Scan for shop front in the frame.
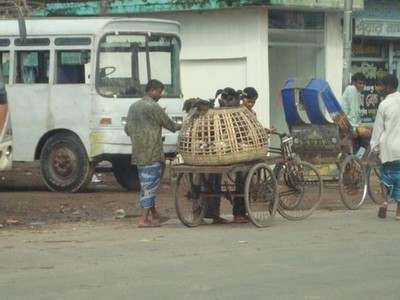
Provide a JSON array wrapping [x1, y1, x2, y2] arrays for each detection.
[[353, 5, 400, 126]]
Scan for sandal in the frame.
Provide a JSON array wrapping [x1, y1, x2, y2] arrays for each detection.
[[378, 206, 387, 219], [199, 219, 208, 225], [138, 222, 161, 228], [152, 216, 170, 225], [233, 214, 248, 223], [212, 216, 229, 224]]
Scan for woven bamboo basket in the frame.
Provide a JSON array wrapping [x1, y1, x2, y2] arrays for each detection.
[[178, 106, 268, 166]]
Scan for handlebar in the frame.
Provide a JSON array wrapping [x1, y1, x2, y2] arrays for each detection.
[[269, 131, 290, 139], [269, 131, 293, 144], [268, 131, 293, 155]]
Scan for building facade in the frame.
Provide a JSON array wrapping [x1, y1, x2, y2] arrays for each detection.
[[352, 0, 400, 125], [29, 1, 365, 135]]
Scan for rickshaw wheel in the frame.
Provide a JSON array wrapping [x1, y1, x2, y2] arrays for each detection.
[[277, 161, 323, 221], [175, 173, 206, 227], [339, 155, 367, 209], [367, 165, 383, 205], [244, 163, 278, 228]]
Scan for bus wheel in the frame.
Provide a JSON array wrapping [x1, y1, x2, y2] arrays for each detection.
[[40, 132, 94, 192], [112, 156, 141, 191]]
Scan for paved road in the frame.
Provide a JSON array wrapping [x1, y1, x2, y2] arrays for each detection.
[[1, 203, 399, 300]]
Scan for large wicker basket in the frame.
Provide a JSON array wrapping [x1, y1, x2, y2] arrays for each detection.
[[178, 106, 268, 166]]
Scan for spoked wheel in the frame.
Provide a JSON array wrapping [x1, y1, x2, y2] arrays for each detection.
[[339, 155, 367, 209], [175, 173, 206, 227], [277, 161, 323, 220], [244, 163, 278, 228], [367, 165, 383, 205]]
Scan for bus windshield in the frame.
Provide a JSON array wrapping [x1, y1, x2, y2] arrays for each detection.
[[97, 32, 181, 98]]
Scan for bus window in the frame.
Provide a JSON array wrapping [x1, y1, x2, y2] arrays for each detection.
[[97, 33, 181, 98], [56, 50, 90, 84], [16, 51, 49, 83]]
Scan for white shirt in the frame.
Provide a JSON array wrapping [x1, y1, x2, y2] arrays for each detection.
[[370, 91, 400, 163], [340, 85, 363, 127]]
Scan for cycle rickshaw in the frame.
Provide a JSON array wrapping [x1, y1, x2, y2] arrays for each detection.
[[173, 106, 323, 228], [281, 78, 380, 209]]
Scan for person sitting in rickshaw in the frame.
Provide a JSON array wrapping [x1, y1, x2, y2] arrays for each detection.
[[340, 72, 372, 162]]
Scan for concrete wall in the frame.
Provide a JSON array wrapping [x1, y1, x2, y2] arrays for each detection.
[[140, 7, 344, 129], [144, 8, 271, 127], [325, 12, 344, 97]]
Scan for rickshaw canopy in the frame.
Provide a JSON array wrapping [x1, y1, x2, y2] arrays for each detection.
[[281, 78, 343, 126]]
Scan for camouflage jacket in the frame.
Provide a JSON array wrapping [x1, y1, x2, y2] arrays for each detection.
[[124, 95, 178, 166]]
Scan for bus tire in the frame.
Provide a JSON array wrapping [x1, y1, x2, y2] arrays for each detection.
[[112, 156, 141, 191], [40, 132, 94, 192]]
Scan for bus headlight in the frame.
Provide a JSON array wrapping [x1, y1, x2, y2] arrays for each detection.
[[5, 146, 12, 158]]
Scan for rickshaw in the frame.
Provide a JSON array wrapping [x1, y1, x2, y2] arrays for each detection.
[[173, 105, 323, 228], [281, 78, 377, 209]]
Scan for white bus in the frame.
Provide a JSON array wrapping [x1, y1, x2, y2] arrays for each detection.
[[0, 17, 184, 192], [0, 66, 13, 171]]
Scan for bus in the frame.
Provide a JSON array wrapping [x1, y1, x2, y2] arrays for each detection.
[[0, 17, 184, 192], [0, 66, 13, 171]]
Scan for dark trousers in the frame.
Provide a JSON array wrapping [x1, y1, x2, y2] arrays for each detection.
[[204, 174, 222, 219], [233, 171, 247, 216]]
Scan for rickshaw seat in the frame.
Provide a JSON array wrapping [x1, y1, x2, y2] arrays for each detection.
[[281, 78, 356, 163]]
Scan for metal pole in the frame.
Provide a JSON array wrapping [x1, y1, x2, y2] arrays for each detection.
[[342, 0, 353, 92]]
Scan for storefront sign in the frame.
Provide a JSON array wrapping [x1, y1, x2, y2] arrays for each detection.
[[270, 0, 363, 9], [352, 43, 380, 57], [351, 61, 388, 124], [355, 19, 400, 37]]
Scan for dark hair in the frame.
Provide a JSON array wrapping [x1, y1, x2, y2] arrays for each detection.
[[145, 79, 164, 92], [382, 74, 399, 90], [351, 72, 366, 83], [215, 89, 223, 98], [242, 87, 258, 99], [222, 87, 236, 97]]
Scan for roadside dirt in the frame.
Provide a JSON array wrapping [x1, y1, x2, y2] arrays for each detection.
[[0, 162, 177, 228], [1, 161, 371, 229]]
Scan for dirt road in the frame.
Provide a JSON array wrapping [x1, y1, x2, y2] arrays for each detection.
[[1, 203, 399, 300], [0, 161, 378, 228], [0, 161, 177, 227], [1, 162, 399, 299]]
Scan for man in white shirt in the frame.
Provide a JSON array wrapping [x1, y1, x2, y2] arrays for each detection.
[[370, 74, 400, 220]]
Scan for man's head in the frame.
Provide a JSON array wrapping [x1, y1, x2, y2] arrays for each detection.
[[382, 74, 399, 94], [242, 87, 258, 110], [351, 73, 366, 92], [145, 79, 164, 101]]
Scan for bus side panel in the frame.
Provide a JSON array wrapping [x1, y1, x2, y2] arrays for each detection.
[[0, 104, 12, 170], [48, 85, 92, 156], [8, 85, 49, 161], [8, 84, 92, 162]]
